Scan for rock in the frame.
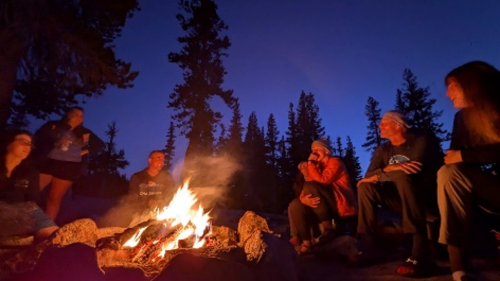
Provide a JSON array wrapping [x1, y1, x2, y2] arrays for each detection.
[[155, 253, 257, 281], [313, 235, 359, 261], [237, 211, 272, 247], [251, 232, 299, 281], [210, 226, 238, 247], [51, 218, 99, 247], [10, 243, 105, 281], [101, 266, 148, 281]]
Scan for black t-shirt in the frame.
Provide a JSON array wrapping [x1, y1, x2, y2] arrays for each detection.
[[128, 168, 175, 207], [0, 160, 39, 204]]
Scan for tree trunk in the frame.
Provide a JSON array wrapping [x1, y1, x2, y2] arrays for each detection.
[[0, 34, 24, 131]]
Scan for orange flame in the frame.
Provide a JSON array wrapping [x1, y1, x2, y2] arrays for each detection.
[[122, 180, 211, 260]]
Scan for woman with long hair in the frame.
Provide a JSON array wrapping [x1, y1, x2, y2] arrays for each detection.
[[34, 106, 103, 221], [438, 61, 500, 281], [0, 129, 58, 239]]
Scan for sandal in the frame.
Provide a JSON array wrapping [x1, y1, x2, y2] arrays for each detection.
[[396, 257, 435, 278], [316, 228, 337, 246], [297, 243, 312, 256]]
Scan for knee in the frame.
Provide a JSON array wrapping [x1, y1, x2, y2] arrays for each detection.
[[437, 164, 462, 183], [288, 198, 303, 213], [437, 164, 465, 191], [302, 181, 322, 195], [357, 182, 375, 198]]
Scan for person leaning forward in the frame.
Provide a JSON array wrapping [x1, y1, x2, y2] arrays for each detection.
[[354, 110, 441, 277], [128, 150, 175, 210]]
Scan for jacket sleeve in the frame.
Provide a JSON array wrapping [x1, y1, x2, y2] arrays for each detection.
[[364, 146, 388, 180], [306, 157, 344, 184]]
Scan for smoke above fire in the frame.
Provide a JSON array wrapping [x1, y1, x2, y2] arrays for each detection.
[[98, 156, 241, 228]]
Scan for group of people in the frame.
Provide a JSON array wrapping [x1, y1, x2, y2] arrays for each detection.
[[0, 106, 176, 240], [287, 61, 500, 281]]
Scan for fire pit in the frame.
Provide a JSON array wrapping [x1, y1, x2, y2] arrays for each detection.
[[0, 183, 298, 281]]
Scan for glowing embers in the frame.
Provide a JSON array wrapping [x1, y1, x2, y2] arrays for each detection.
[[122, 181, 211, 262]]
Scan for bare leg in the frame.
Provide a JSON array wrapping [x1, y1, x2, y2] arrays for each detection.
[[35, 226, 59, 240], [39, 173, 53, 191], [45, 177, 73, 221]]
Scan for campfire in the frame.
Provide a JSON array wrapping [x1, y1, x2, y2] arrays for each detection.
[[96, 181, 214, 267]]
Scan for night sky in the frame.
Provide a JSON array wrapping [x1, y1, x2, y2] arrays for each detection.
[[30, 0, 500, 180]]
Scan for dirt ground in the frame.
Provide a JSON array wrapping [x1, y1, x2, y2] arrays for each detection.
[[43, 194, 500, 281]]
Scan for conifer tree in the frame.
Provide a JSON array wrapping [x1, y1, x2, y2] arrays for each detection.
[[362, 96, 383, 154], [168, 0, 235, 163], [85, 122, 129, 197], [265, 113, 280, 169], [395, 69, 448, 144], [343, 136, 363, 189], [164, 121, 176, 171], [243, 112, 267, 210], [1, 0, 139, 130]]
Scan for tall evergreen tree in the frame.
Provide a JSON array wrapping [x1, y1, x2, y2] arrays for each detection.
[[243, 112, 267, 211], [224, 98, 244, 158], [84, 122, 129, 197], [164, 121, 176, 171], [333, 136, 344, 158], [343, 136, 363, 189], [395, 69, 448, 144], [265, 113, 280, 169], [286, 91, 325, 168], [168, 0, 235, 163], [88, 122, 129, 175], [0, 0, 140, 130], [362, 96, 383, 154]]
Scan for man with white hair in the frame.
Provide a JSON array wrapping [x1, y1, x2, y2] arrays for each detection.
[[355, 110, 440, 277]]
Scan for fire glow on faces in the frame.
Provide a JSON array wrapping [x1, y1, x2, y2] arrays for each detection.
[[8, 134, 33, 160], [446, 78, 469, 109], [379, 118, 402, 139]]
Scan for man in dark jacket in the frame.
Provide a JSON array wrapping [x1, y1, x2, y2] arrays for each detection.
[[355, 111, 441, 277], [128, 150, 175, 210]]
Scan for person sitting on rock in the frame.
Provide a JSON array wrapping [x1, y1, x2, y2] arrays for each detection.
[[355, 111, 440, 277], [128, 150, 176, 210], [0, 129, 58, 240], [437, 61, 500, 281], [288, 139, 357, 255]]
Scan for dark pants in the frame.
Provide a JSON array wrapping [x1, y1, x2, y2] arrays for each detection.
[[288, 181, 339, 240], [437, 163, 500, 247], [357, 173, 428, 239]]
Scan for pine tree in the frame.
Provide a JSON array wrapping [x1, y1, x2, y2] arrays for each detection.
[[395, 69, 448, 144], [333, 136, 344, 158], [84, 122, 129, 197], [225, 98, 244, 158], [286, 91, 325, 168], [343, 136, 363, 190], [164, 121, 176, 171], [243, 112, 267, 211], [168, 0, 235, 163], [362, 96, 383, 154], [0, 0, 139, 130], [265, 113, 280, 169]]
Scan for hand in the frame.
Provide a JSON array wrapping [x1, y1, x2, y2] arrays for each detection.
[[298, 161, 308, 174], [357, 175, 378, 187], [300, 194, 320, 208], [308, 152, 319, 164], [83, 133, 90, 144], [80, 149, 89, 156], [383, 161, 422, 174], [444, 150, 463, 164]]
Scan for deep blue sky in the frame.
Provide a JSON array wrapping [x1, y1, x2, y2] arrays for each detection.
[[39, 0, 500, 179]]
